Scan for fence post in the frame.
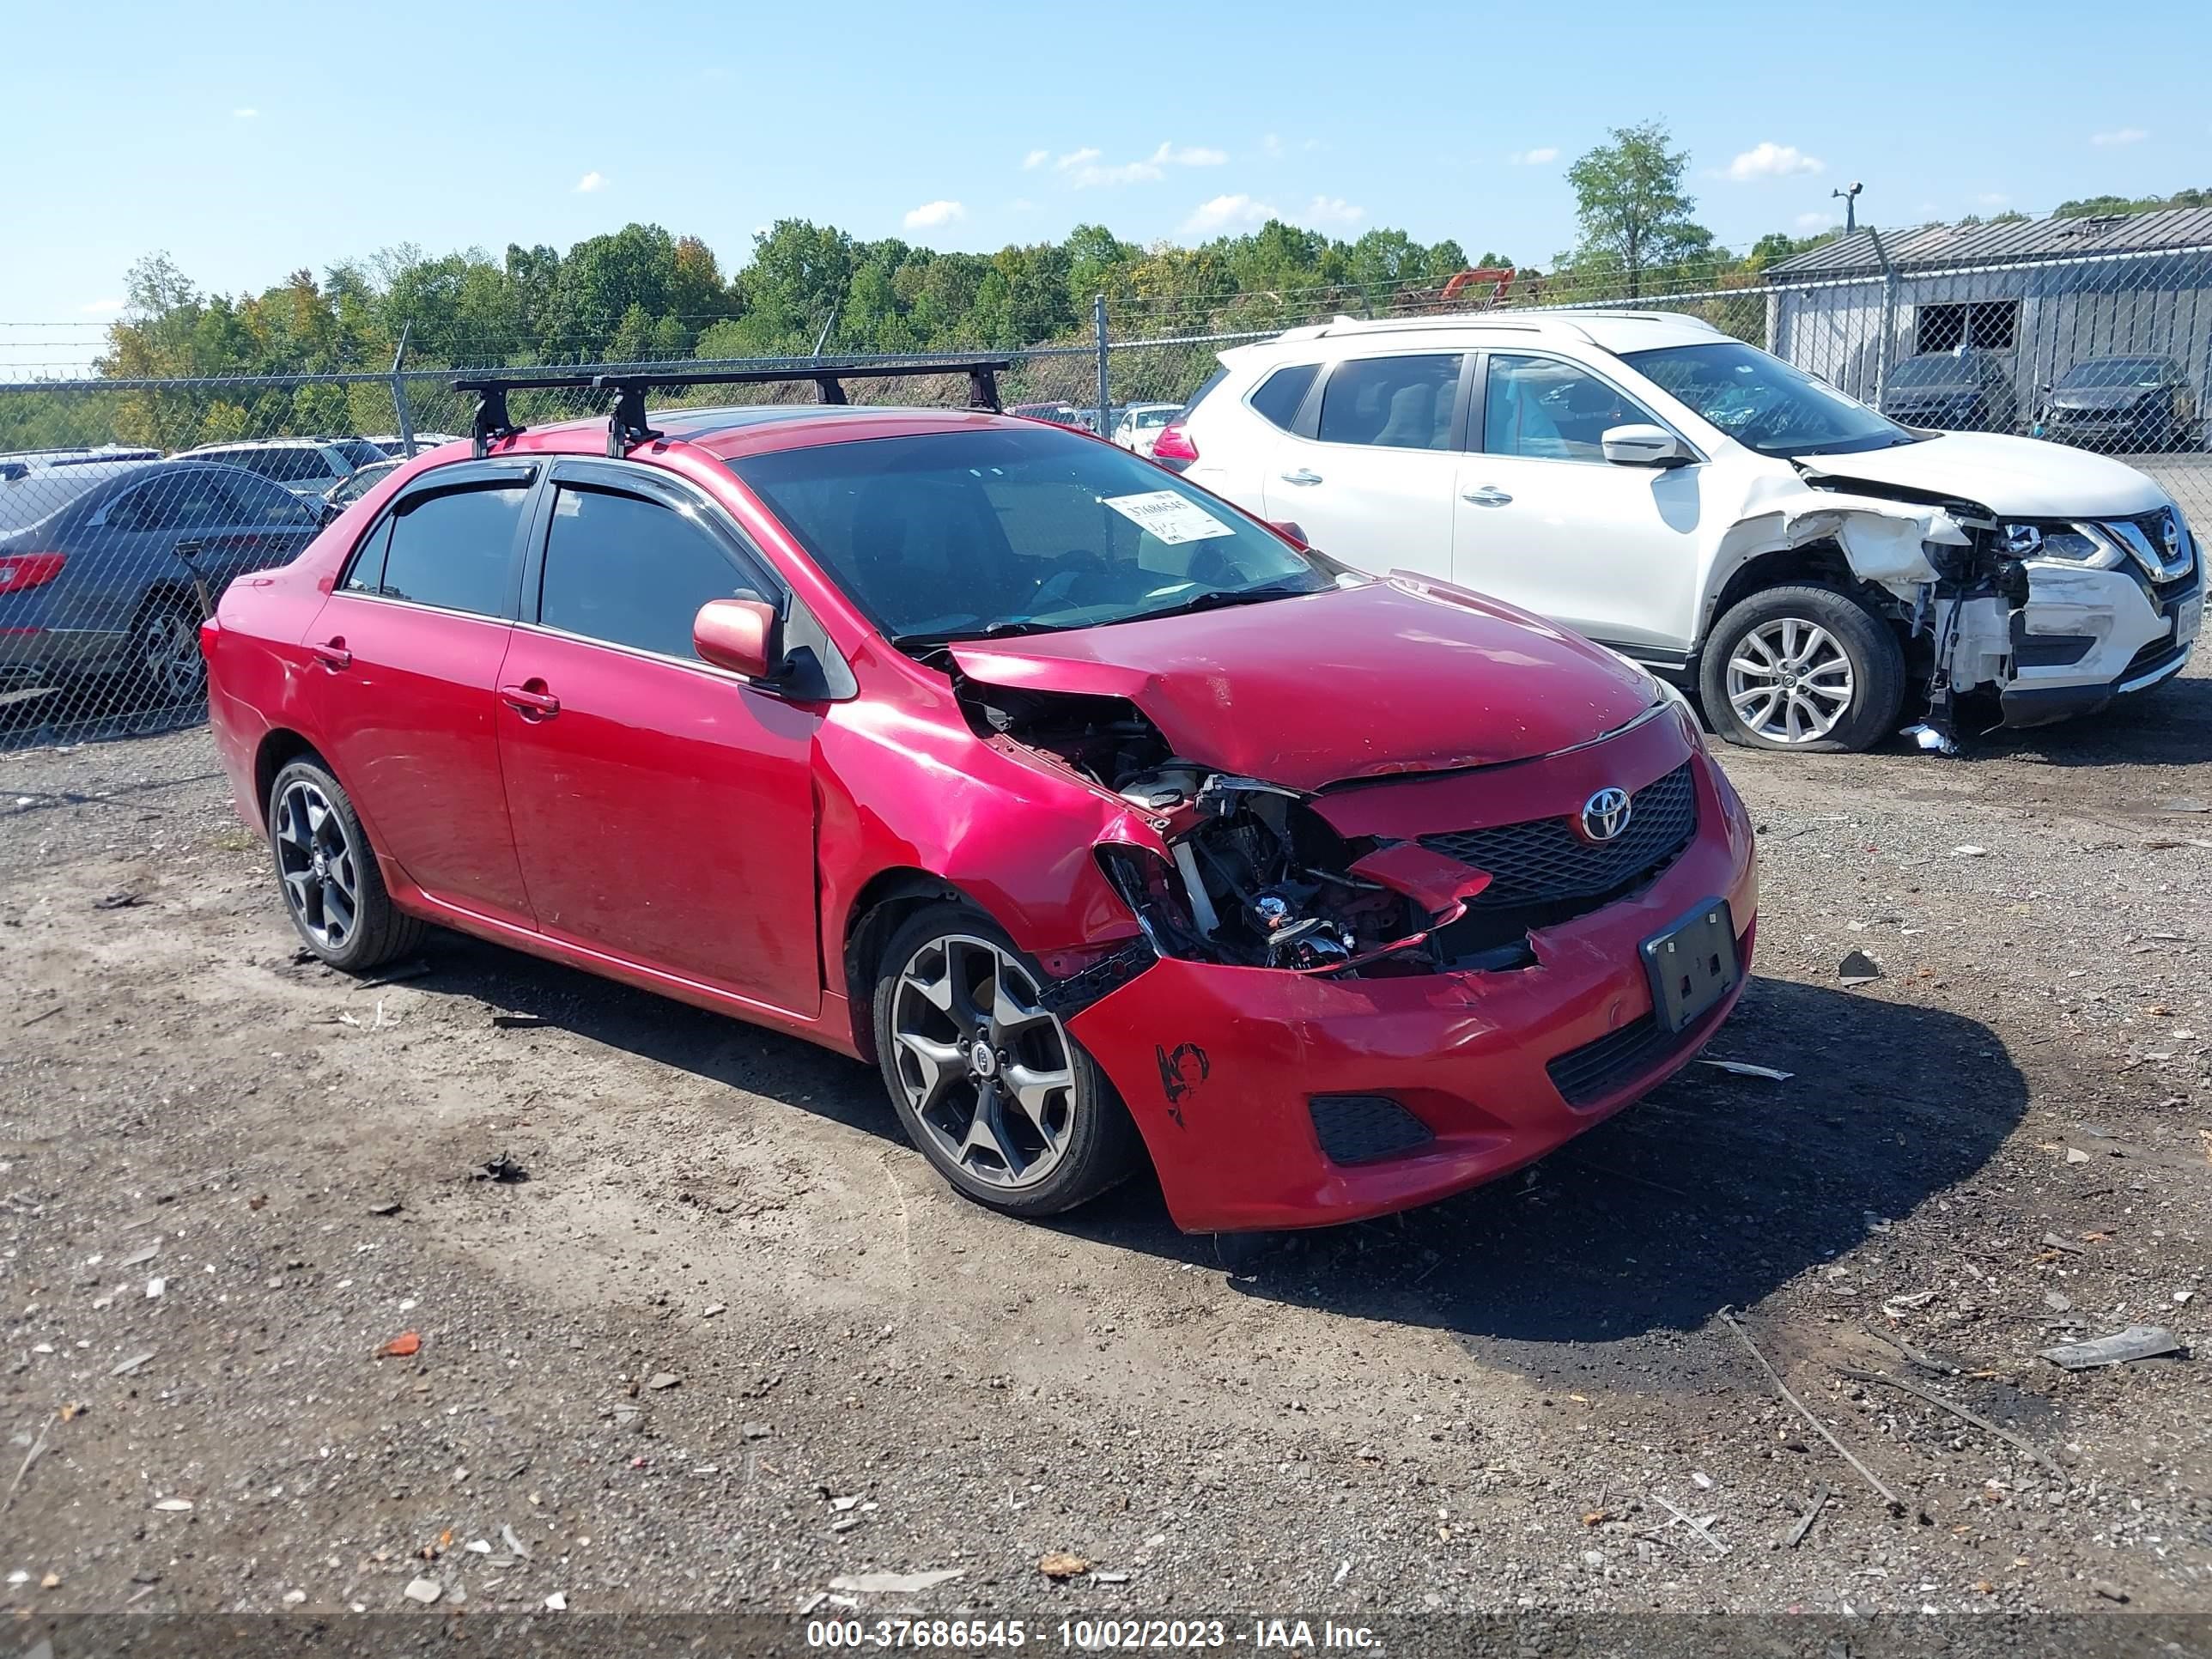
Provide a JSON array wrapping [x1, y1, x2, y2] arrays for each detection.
[[389, 322, 416, 457], [1093, 293, 1110, 440], [1869, 228, 1898, 406]]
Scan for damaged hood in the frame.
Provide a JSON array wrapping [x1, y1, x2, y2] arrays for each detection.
[[950, 577, 1656, 790], [1797, 432, 2167, 520]]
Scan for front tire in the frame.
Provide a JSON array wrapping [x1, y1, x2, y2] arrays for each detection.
[[266, 756, 425, 971], [1698, 583, 1905, 753], [871, 902, 1140, 1218]]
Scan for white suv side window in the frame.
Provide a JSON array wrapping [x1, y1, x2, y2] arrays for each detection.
[[1316, 355, 1463, 451], [1484, 354, 1663, 462]]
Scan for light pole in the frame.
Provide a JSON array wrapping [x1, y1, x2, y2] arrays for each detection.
[[1832, 182, 1864, 234]]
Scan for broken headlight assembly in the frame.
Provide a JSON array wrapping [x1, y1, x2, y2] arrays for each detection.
[[2002, 522, 2127, 570]]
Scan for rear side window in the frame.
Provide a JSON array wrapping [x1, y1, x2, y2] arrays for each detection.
[[1316, 354, 1462, 450], [1248, 363, 1318, 431], [349, 482, 527, 617], [110, 471, 251, 532], [228, 473, 321, 526], [538, 485, 762, 660]]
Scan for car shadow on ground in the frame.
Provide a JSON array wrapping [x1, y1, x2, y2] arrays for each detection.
[[1060, 974, 2029, 1377], [422, 938, 2027, 1373], [1960, 671, 2211, 770]]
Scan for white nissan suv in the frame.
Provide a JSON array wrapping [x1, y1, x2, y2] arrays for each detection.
[[1160, 312, 2201, 752]]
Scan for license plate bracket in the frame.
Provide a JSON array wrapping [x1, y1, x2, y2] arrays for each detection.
[[1641, 898, 1739, 1035]]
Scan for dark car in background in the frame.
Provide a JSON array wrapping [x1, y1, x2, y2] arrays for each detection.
[[179, 437, 392, 503], [320, 457, 403, 517], [0, 459, 323, 703], [2034, 356, 2200, 453], [1879, 349, 2022, 433]]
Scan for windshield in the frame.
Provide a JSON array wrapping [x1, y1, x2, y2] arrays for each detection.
[[2057, 358, 2168, 390], [1622, 341, 1917, 458], [1889, 354, 1984, 388], [730, 425, 1339, 644]]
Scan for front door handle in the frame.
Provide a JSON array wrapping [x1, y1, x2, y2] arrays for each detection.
[[1462, 486, 1513, 507], [310, 638, 351, 670], [1279, 468, 1324, 486], [500, 681, 561, 720]]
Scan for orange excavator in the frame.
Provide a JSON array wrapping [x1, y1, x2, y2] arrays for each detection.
[[1435, 266, 1527, 308]]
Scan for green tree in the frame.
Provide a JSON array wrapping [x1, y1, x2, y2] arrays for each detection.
[[1561, 121, 1715, 298]]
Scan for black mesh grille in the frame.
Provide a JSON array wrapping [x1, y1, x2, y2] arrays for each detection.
[[1309, 1095, 1435, 1165], [1419, 763, 1698, 912], [1544, 1015, 1682, 1109]]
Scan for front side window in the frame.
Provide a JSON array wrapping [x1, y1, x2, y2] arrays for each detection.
[[538, 485, 762, 660], [1622, 340, 1917, 459], [354, 481, 528, 616], [228, 473, 321, 526], [1483, 355, 1666, 462], [730, 424, 1339, 646], [1248, 362, 1319, 432], [1316, 354, 1462, 450]]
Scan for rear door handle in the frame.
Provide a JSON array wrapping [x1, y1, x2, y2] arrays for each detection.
[[310, 638, 351, 670], [500, 682, 561, 720], [1279, 468, 1324, 486], [1462, 486, 1513, 507]]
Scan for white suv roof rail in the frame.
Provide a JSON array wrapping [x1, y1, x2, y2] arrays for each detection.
[[1295, 308, 1725, 343]]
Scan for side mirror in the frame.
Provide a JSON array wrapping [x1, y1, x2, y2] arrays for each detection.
[[1601, 423, 1694, 468], [693, 597, 781, 680]]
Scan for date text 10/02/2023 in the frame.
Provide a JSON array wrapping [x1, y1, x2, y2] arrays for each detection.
[[804, 1618, 1382, 1650]]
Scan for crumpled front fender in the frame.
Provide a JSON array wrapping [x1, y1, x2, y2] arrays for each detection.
[[1715, 471, 1972, 600]]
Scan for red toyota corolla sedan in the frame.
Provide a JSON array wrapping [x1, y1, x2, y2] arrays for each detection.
[[203, 384, 1756, 1234]]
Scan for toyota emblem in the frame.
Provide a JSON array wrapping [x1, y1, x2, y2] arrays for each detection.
[[1579, 787, 1632, 843]]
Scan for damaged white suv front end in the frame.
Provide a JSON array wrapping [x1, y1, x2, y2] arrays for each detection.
[[1780, 433, 2200, 738]]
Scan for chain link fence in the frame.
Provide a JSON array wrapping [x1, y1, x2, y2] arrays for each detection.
[[4, 228, 2208, 749]]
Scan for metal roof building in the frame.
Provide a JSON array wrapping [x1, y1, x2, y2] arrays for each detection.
[[1756, 208, 2212, 447]]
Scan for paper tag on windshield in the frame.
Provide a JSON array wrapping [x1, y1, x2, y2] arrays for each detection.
[[1100, 489, 1237, 544]]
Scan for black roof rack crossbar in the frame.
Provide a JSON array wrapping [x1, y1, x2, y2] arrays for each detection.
[[451, 359, 1012, 457]]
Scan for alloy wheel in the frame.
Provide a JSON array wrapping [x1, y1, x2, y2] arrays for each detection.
[[1724, 617, 1856, 744], [890, 933, 1077, 1190], [274, 780, 360, 951], [138, 605, 206, 702]]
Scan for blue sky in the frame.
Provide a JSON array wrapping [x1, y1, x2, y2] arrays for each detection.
[[4, 0, 2207, 368]]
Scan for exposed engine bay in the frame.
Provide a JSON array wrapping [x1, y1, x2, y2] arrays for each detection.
[[956, 681, 1492, 976]]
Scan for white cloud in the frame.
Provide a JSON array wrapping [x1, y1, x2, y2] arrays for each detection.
[[902, 198, 967, 230], [1794, 211, 1838, 231], [575, 170, 608, 193], [2090, 126, 2148, 146], [1261, 132, 1285, 159], [1183, 193, 1278, 234], [1508, 146, 1559, 166], [78, 297, 125, 314], [1054, 147, 1101, 170], [1152, 141, 1227, 167], [1022, 148, 1050, 169], [232, 106, 258, 118], [1727, 142, 1826, 181], [1297, 194, 1365, 228], [1068, 158, 1164, 188]]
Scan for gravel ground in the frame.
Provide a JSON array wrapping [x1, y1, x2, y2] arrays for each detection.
[[1, 660, 2208, 1626]]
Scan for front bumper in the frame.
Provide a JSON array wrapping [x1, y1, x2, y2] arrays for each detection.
[[1066, 749, 1759, 1233], [1996, 559, 2199, 727]]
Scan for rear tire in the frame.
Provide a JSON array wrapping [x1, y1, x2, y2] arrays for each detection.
[[1698, 583, 1905, 754], [126, 592, 207, 706], [871, 902, 1141, 1218], [266, 756, 425, 972]]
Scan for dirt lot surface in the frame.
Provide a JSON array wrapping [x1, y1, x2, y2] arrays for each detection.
[[3, 663, 2209, 1626]]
